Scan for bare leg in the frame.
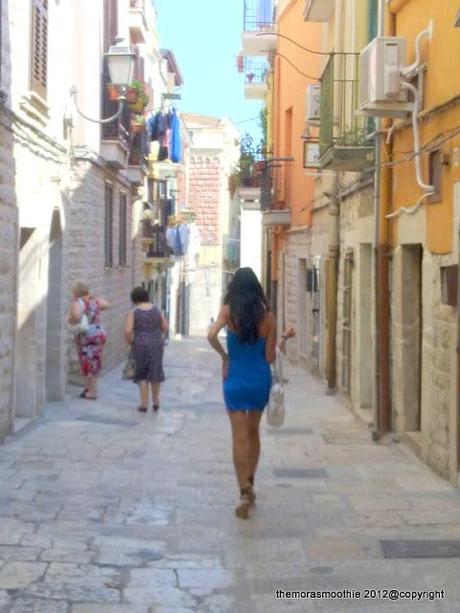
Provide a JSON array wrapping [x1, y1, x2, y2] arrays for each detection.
[[85, 375, 97, 398], [139, 381, 149, 410], [247, 411, 263, 484], [227, 411, 252, 519], [151, 383, 161, 409]]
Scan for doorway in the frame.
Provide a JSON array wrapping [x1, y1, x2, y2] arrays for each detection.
[[45, 210, 64, 401], [359, 244, 373, 409], [401, 244, 423, 432]]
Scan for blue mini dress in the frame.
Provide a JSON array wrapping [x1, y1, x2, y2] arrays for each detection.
[[223, 330, 272, 412]]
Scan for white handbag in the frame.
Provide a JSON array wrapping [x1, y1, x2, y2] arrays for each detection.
[[266, 348, 286, 427], [69, 299, 90, 335]]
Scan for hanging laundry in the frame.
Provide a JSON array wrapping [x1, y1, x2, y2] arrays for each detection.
[[170, 109, 182, 163]]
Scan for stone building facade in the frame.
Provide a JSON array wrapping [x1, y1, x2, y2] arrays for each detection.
[[0, 0, 173, 432], [66, 158, 141, 382], [0, 0, 17, 439]]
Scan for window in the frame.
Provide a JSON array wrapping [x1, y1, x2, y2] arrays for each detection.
[[30, 0, 48, 99], [103, 0, 118, 52], [119, 193, 128, 267], [104, 183, 113, 267], [368, 0, 378, 41], [428, 149, 442, 202]]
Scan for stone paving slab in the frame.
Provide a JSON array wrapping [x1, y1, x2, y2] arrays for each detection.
[[0, 339, 458, 611]]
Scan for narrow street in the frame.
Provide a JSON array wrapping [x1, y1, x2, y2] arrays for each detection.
[[0, 339, 456, 612]]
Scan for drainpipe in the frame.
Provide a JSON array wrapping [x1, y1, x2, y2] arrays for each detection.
[[373, 0, 393, 439], [325, 174, 340, 394], [457, 221, 460, 474]]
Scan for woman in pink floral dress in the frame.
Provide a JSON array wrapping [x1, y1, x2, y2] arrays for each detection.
[[68, 281, 109, 400]]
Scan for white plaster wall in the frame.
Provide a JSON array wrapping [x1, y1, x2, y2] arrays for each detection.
[[240, 209, 262, 279]]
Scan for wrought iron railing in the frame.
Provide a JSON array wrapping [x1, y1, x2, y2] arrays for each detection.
[[128, 130, 149, 168], [244, 56, 269, 85], [244, 0, 275, 31], [319, 53, 372, 157], [101, 70, 130, 150], [146, 226, 170, 259]]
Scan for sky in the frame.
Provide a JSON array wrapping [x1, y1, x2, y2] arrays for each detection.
[[154, 0, 263, 144]]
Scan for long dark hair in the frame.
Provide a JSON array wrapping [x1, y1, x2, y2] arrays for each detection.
[[224, 267, 269, 343]]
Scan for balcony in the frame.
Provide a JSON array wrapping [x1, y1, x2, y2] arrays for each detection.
[[243, 57, 269, 100], [262, 209, 292, 226], [143, 225, 175, 270], [101, 72, 130, 168], [318, 54, 375, 171], [259, 162, 292, 226], [303, 0, 335, 21], [127, 131, 149, 186], [240, 175, 262, 202], [242, 0, 277, 56], [129, 0, 149, 44]]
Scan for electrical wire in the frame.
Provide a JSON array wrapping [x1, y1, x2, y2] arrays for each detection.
[[255, 31, 331, 56], [273, 51, 320, 81], [255, 32, 358, 57]]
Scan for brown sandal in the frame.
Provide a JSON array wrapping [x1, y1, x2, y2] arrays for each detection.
[[137, 406, 147, 413], [235, 487, 253, 519]]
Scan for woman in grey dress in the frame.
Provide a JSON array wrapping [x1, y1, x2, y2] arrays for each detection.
[[125, 287, 168, 412]]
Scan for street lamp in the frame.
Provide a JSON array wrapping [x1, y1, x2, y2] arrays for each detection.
[[70, 38, 135, 124]]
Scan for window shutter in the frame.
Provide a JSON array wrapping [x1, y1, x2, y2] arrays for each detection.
[[104, 0, 118, 52], [30, 0, 48, 99], [368, 0, 378, 41], [119, 193, 128, 267], [105, 184, 114, 268]]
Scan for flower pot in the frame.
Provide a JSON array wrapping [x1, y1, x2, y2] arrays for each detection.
[[106, 84, 119, 102], [126, 88, 138, 103]]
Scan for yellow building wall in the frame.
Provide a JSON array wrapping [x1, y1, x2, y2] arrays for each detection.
[[273, 0, 322, 229], [389, 0, 460, 254]]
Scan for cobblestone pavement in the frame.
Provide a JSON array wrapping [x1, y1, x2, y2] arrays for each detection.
[[0, 338, 459, 612]]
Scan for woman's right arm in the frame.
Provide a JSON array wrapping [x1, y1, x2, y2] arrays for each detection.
[[68, 300, 82, 325], [124, 312, 134, 344], [265, 311, 277, 365]]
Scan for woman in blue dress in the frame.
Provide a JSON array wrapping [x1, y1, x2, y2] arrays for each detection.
[[208, 267, 294, 519]]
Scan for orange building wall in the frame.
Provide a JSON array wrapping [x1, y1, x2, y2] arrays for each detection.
[[389, 0, 460, 254], [273, 0, 322, 228]]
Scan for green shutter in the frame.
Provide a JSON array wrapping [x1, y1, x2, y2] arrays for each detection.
[[368, 0, 378, 41]]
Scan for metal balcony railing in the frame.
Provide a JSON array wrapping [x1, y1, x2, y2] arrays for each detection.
[[319, 53, 373, 157], [243, 0, 275, 31], [128, 130, 149, 168], [146, 226, 170, 259], [244, 57, 269, 85], [101, 71, 131, 150]]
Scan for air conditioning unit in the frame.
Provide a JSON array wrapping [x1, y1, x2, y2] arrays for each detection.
[[306, 84, 321, 123], [359, 37, 414, 118]]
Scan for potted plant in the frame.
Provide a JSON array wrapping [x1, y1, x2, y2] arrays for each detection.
[[130, 115, 145, 134], [129, 91, 149, 114], [106, 83, 119, 102], [126, 80, 149, 112]]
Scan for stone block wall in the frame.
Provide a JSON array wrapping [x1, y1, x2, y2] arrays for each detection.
[[0, 0, 16, 438], [188, 156, 221, 246], [0, 120, 17, 438], [67, 161, 143, 381], [336, 184, 374, 416]]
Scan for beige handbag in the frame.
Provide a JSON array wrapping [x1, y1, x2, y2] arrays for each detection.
[[122, 349, 135, 380]]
